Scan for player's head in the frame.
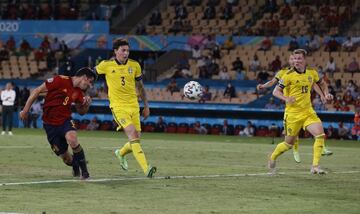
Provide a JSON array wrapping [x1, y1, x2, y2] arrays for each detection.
[[75, 67, 97, 90], [292, 49, 307, 70], [288, 54, 295, 67], [113, 38, 129, 62]]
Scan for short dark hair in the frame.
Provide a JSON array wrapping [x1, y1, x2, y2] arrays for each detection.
[[113, 38, 129, 50], [75, 67, 97, 81]]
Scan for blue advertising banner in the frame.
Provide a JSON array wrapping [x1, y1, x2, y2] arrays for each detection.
[[0, 20, 109, 33]]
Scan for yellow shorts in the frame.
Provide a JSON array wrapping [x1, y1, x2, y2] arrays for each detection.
[[111, 107, 141, 132], [284, 111, 321, 136]]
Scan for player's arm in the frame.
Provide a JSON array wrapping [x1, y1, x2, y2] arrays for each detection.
[[272, 84, 295, 104], [20, 83, 47, 121], [75, 96, 92, 115], [316, 79, 333, 102], [257, 78, 278, 90], [136, 79, 150, 120]]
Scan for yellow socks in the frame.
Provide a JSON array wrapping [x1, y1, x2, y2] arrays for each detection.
[[120, 142, 132, 156], [313, 134, 325, 166], [270, 141, 292, 160], [130, 139, 149, 174], [293, 138, 299, 152]]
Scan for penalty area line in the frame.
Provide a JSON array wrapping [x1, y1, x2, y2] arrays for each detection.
[[1, 170, 360, 187]]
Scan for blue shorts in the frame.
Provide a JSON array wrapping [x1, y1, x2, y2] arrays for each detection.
[[43, 119, 76, 156]]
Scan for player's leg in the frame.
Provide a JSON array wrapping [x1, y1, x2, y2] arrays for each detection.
[[270, 135, 296, 161], [112, 109, 132, 170], [59, 151, 80, 177], [65, 124, 89, 179], [321, 141, 333, 156], [2, 106, 8, 134], [306, 121, 326, 174], [269, 115, 302, 172], [43, 122, 80, 177], [7, 106, 13, 135], [123, 124, 156, 177], [292, 137, 301, 163]]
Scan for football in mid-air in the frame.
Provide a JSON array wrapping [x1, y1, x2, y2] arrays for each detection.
[[183, 81, 203, 100]]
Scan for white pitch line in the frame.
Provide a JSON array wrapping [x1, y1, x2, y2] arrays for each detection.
[[1, 170, 360, 187]]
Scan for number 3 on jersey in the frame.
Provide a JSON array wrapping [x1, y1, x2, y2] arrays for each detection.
[[121, 76, 125, 86]]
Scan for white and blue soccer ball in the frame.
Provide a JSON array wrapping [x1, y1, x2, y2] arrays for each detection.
[[183, 81, 203, 100]]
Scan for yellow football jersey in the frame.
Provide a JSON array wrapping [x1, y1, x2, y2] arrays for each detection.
[[274, 67, 289, 81], [96, 58, 142, 108], [275, 67, 291, 97], [278, 67, 320, 113]]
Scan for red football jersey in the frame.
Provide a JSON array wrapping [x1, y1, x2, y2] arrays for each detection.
[[42, 75, 85, 125]]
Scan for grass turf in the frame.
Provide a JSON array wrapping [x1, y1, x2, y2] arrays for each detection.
[[0, 128, 359, 214]]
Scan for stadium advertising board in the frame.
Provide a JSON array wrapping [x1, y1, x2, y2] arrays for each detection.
[[0, 20, 109, 33]]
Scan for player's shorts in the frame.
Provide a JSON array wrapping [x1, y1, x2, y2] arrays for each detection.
[[43, 119, 76, 156], [283, 111, 321, 137], [111, 106, 141, 132]]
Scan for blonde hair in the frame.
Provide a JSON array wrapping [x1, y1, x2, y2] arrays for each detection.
[[292, 49, 307, 56]]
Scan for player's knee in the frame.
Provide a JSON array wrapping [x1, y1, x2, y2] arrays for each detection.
[[126, 128, 139, 139], [65, 132, 78, 147], [315, 133, 325, 139]]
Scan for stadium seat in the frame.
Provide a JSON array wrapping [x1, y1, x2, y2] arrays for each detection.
[[166, 122, 177, 133], [188, 123, 197, 134], [79, 119, 90, 130], [210, 124, 222, 135], [202, 123, 211, 134], [99, 120, 113, 131], [144, 122, 156, 132], [234, 125, 245, 135], [177, 123, 189, 134], [255, 125, 269, 137]]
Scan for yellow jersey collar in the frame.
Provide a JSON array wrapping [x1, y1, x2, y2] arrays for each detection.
[[115, 58, 128, 65], [293, 66, 306, 74]]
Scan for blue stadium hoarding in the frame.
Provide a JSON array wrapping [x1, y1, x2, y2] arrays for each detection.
[[0, 20, 109, 33]]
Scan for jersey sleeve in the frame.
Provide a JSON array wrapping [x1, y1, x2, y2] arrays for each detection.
[[74, 89, 85, 104], [278, 75, 288, 89], [95, 60, 107, 75], [134, 62, 143, 81], [45, 76, 61, 91], [275, 69, 285, 81], [313, 69, 320, 84]]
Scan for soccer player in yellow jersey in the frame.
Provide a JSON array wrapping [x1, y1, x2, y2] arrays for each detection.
[[257, 55, 333, 163], [268, 49, 333, 174], [95, 38, 156, 177]]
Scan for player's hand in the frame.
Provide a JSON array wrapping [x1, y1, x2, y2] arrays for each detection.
[[82, 96, 92, 106], [142, 106, 150, 120], [325, 93, 333, 101], [320, 96, 327, 104], [256, 84, 264, 91], [19, 110, 28, 121], [285, 96, 296, 104]]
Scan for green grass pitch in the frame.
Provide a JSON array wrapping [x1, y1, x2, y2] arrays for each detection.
[[1, 128, 360, 214]]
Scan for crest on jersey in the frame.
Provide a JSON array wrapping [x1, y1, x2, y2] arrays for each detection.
[[120, 118, 126, 124], [128, 67, 133, 74], [308, 76, 312, 83], [47, 77, 54, 83]]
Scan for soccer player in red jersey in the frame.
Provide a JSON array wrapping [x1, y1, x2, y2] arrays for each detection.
[[20, 67, 97, 179]]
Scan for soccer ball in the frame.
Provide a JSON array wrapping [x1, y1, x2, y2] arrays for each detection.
[[183, 81, 203, 99]]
